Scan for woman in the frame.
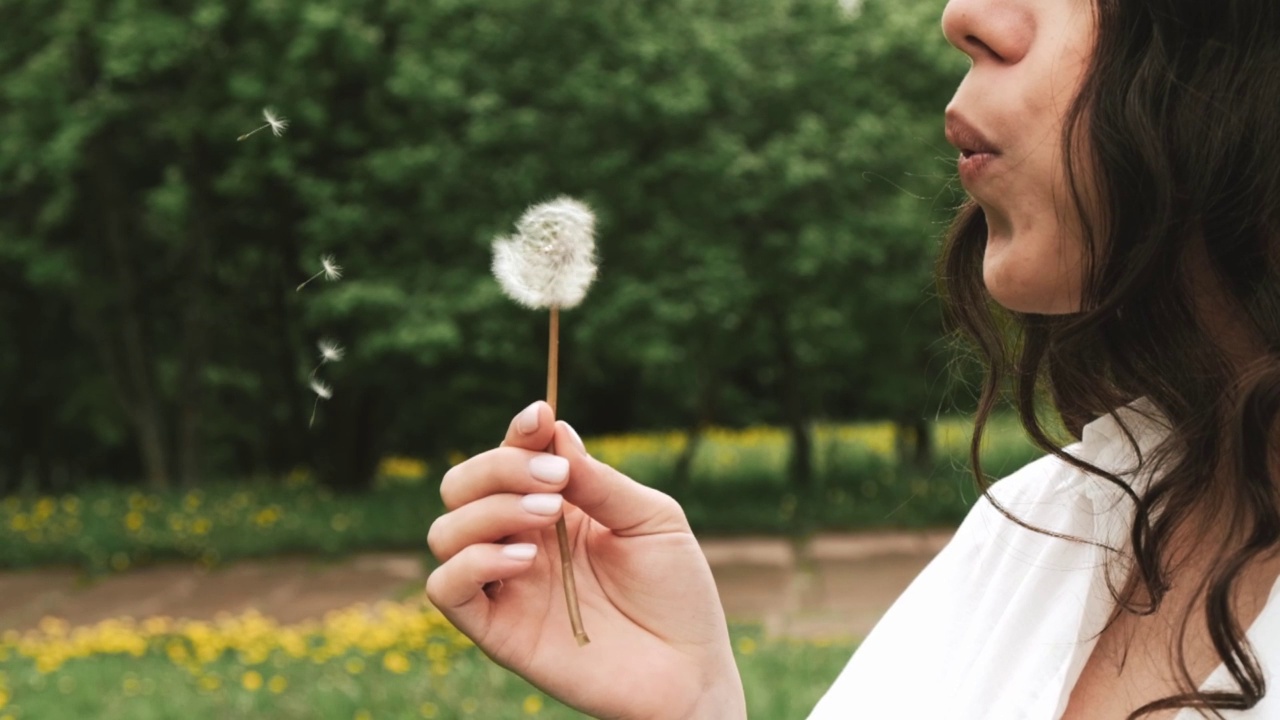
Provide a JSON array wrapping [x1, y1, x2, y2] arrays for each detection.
[[425, 0, 1280, 716]]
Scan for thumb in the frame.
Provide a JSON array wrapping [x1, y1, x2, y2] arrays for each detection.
[[552, 421, 690, 537]]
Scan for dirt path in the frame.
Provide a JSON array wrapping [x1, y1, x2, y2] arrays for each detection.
[[0, 530, 952, 640]]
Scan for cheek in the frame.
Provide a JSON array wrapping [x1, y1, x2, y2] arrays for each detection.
[[978, 139, 1091, 315]]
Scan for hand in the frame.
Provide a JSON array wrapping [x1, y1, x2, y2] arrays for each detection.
[[426, 402, 746, 720]]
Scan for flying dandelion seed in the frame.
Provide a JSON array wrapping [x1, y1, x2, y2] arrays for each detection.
[[237, 107, 290, 141], [319, 339, 345, 363], [309, 379, 333, 428], [296, 255, 343, 291], [311, 338, 345, 377]]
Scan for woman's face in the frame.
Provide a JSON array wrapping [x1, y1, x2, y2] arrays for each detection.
[[941, 0, 1097, 315]]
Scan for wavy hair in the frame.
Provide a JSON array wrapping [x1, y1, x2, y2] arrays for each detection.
[[939, 1, 1280, 717]]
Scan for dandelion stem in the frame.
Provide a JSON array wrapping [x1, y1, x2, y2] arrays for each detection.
[[547, 306, 589, 646], [547, 307, 560, 412], [310, 396, 321, 428], [296, 271, 324, 291], [237, 124, 270, 142]]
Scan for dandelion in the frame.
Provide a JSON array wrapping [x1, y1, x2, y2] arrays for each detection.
[[311, 338, 345, 377], [296, 254, 343, 291], [237, 107, 289, 141], [242, 670, 263, 692], [382, 651, 410, 674], [309, 379, 333, 428], [491, 196, 599, 647], [491, 197, 598, 310]]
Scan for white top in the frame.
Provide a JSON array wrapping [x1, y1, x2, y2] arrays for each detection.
[[809, 400, 1280, 719]]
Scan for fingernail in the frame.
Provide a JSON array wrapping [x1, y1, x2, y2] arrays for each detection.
[[528, 454, 569, 484], [502, 543, 537, 561], [562, 422, 587, 453], [520, 493, 563, 516], [516, 402, 540, 435]]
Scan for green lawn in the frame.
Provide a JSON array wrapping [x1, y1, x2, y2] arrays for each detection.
[[0, 617, 853, 720], [0, 414, 1046, 574]]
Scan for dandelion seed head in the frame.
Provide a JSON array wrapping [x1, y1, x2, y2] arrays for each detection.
[[263, 107, 289, 137], [309, 379, 333, 400], [318, 339, 345, 363], [492, 196, 598, 309], [321, 255, 343, 281]]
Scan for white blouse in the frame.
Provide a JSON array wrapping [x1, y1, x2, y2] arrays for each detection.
[[809, 400, 1280, 719]]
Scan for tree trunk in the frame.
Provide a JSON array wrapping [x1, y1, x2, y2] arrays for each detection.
[[913, 416, 932, 469], [318, 390, 382, 493], [101, 173, 171, 490], [175, 148, 216, 488], [670, 424, 704, 495], [770, 310, 813, 497], [74, 135, 173, 490], [671, 364, 719, 494]]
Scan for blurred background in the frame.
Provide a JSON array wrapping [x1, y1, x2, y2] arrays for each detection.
[[0, 0, 1048, 717]]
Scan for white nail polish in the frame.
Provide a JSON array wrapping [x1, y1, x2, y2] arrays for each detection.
[[521, 493, 563, 516], [516, 402, 540, 434], [562, 422, 587, 453], [528, 454, 569, 484], [502, 543, 537, 561]]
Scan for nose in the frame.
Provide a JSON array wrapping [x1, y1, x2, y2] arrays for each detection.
[[941, 0, 1032, 65]]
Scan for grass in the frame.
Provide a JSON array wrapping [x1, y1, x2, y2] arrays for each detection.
[[0, 415, 1043, 717], [0, 413, 1047, 573], [0, 603, 854, 720]]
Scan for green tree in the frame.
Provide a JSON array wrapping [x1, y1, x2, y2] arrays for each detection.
[[0, 0, 967, 496]]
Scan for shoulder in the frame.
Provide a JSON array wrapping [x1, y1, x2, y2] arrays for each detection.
[[957, 398, 1173, 551], [953, 443, 1096, 553], [808, 402, 1173, 719]]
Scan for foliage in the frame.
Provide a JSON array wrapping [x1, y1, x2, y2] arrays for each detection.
[[0, 0, 967, 493], [0, 603, 852, 719], [0, 478, 437, 574], [0, 414, 1043, 572]]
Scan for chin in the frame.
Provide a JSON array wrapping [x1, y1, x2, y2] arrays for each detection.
[[982, 249, 1083, 315]]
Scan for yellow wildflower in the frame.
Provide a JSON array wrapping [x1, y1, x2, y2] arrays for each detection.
[[242, 670, 263, 691], [34, 497, 56, 519], [382, 651, 410, 674], [523, 694, 544, 714], [124, 511, 144, 532], [419, 702, 439, 718], [253, 506, 281, 527], [268, 675, 287, 694], [199, 675, 221, 692]]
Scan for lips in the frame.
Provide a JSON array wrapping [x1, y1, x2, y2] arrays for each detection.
[[944, 112, 1001, 157], [945, 112, 1002, 186]]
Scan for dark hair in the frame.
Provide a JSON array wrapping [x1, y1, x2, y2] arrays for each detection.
[[939, 1, 1280, 718]]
